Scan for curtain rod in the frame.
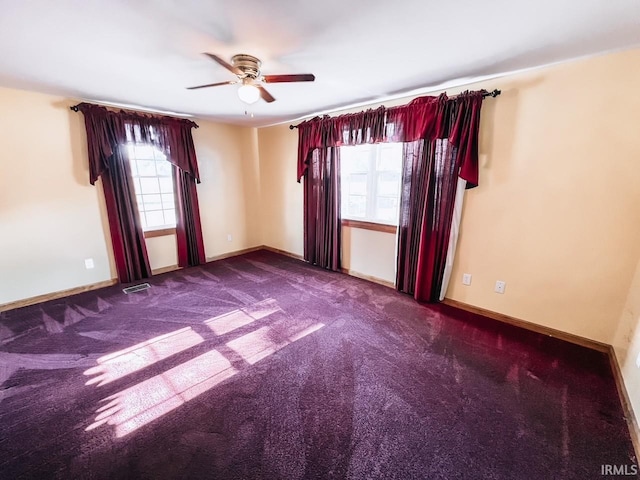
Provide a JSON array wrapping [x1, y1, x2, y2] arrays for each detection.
[[69, 103, 199, 127], [288, 88, 501, 130]]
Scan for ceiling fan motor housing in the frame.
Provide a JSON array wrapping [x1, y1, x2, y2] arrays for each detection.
[[187, 52, 315, 103], [232, 54, 261, 79]]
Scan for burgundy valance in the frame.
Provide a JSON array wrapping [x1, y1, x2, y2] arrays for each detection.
[[296, 90, 483, 188], [76, 103, 200, 185]]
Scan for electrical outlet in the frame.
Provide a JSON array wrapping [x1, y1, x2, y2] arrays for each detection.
[[636, 352, 640, 369], [227, 234, 232, 242], [462, 273, 472, 286], [84, 258, 95, 270], [495, 280, 506, 294]]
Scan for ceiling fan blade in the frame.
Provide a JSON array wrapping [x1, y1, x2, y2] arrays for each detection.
[[257, 85, 276, 103], [263, 73, 315, 83], [186, 80, 236, 90], [204, 53, 242, 76]]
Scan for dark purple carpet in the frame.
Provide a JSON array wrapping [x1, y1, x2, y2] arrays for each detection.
[[0, 250, 635, 479]]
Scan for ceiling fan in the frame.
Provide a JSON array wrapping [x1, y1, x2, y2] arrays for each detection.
[[187, 53, 315, 104]]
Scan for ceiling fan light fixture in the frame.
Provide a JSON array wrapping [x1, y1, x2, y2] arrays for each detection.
[[237, 83, 260, 104], [187, 53, 315, 104]]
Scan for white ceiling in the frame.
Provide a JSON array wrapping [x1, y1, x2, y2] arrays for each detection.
[[0, 0, 639, 126]]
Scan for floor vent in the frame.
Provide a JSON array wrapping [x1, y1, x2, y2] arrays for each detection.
[[122, 283, 151, 294]]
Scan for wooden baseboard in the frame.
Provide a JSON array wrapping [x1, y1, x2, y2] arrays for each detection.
[[261, 245, 305, 261], [206, 246, 264, 263], [441, 298, 610, 353], [151, 265, 181, 275], [340, 268, 395, 289], [609, 347, 640, 458], [0, 279, 118, 313], [259, 245, 395, 288]]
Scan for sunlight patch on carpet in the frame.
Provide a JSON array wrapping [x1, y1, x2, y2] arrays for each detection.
[[227, 323, 325, 365], [86, 349, 237, 437], [83, 327, 204, 386], [204, 298, 281, 336], [86, 320, 324, 438]]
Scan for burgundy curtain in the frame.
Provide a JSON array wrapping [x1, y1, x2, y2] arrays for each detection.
[[297, 90, 486, 301], [296, 97, 445, 182], [396, 139, 432, 294], [396, 92, 483, 302], [132, 118, 206, 268], [295, 90, 484, 300], [411, 139, 461, 301], [77, 103, 206, 279], [174, 166, 206, 267], [303, 145, 341, 271], [77, 104, 151, 283]]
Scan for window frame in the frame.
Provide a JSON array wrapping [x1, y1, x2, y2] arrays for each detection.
[[340, 142, 403, 227], [126, 143, 177, 235]]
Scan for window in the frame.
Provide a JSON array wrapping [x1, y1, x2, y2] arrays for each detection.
[[127, 144, 176, 231], [340, 143, 403, 225]]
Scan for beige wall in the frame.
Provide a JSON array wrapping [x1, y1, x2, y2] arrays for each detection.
[[257, 124, 303, 256], [0, 88, 113, 304], [194, 121, 262, 259], [342, 227, 396, 284], [256, 49, 640, 346], [447, 49, 640, 344], [0, 86, 262, 305], [146, 235, 178, 271]]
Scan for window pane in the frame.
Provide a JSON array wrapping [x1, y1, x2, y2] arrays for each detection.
[[377, 144, 403, 172], [161, 193, 174, 208], [377, 171, 400, 196], [142, 194, 162, 211], [139, 177, 160, 194], [137, 160, 156, 176], [145, 210, 165, 228], [156, 160, 172, 177], [352, 154, 369, 172], [347, 195, 367, 218], [375, 196, 399, 222], [128, 141, 177, 231], [348, 173, 368, 195], [134, 145, 156, 160], [164, 209, 176, 226], [129, 158, 138, 176], [159, 177, 173, 193], [341, 145, 370, 173], [340, 142, 403, 224], [153, 148, 167, 161]]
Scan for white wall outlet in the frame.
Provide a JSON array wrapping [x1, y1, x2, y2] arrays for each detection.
[[495, 280, 506, 294], [636, 352, 640, 369], [462, 273, 472, 286], [84, 258, 95, 270], [227, 234, 232, 242]]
